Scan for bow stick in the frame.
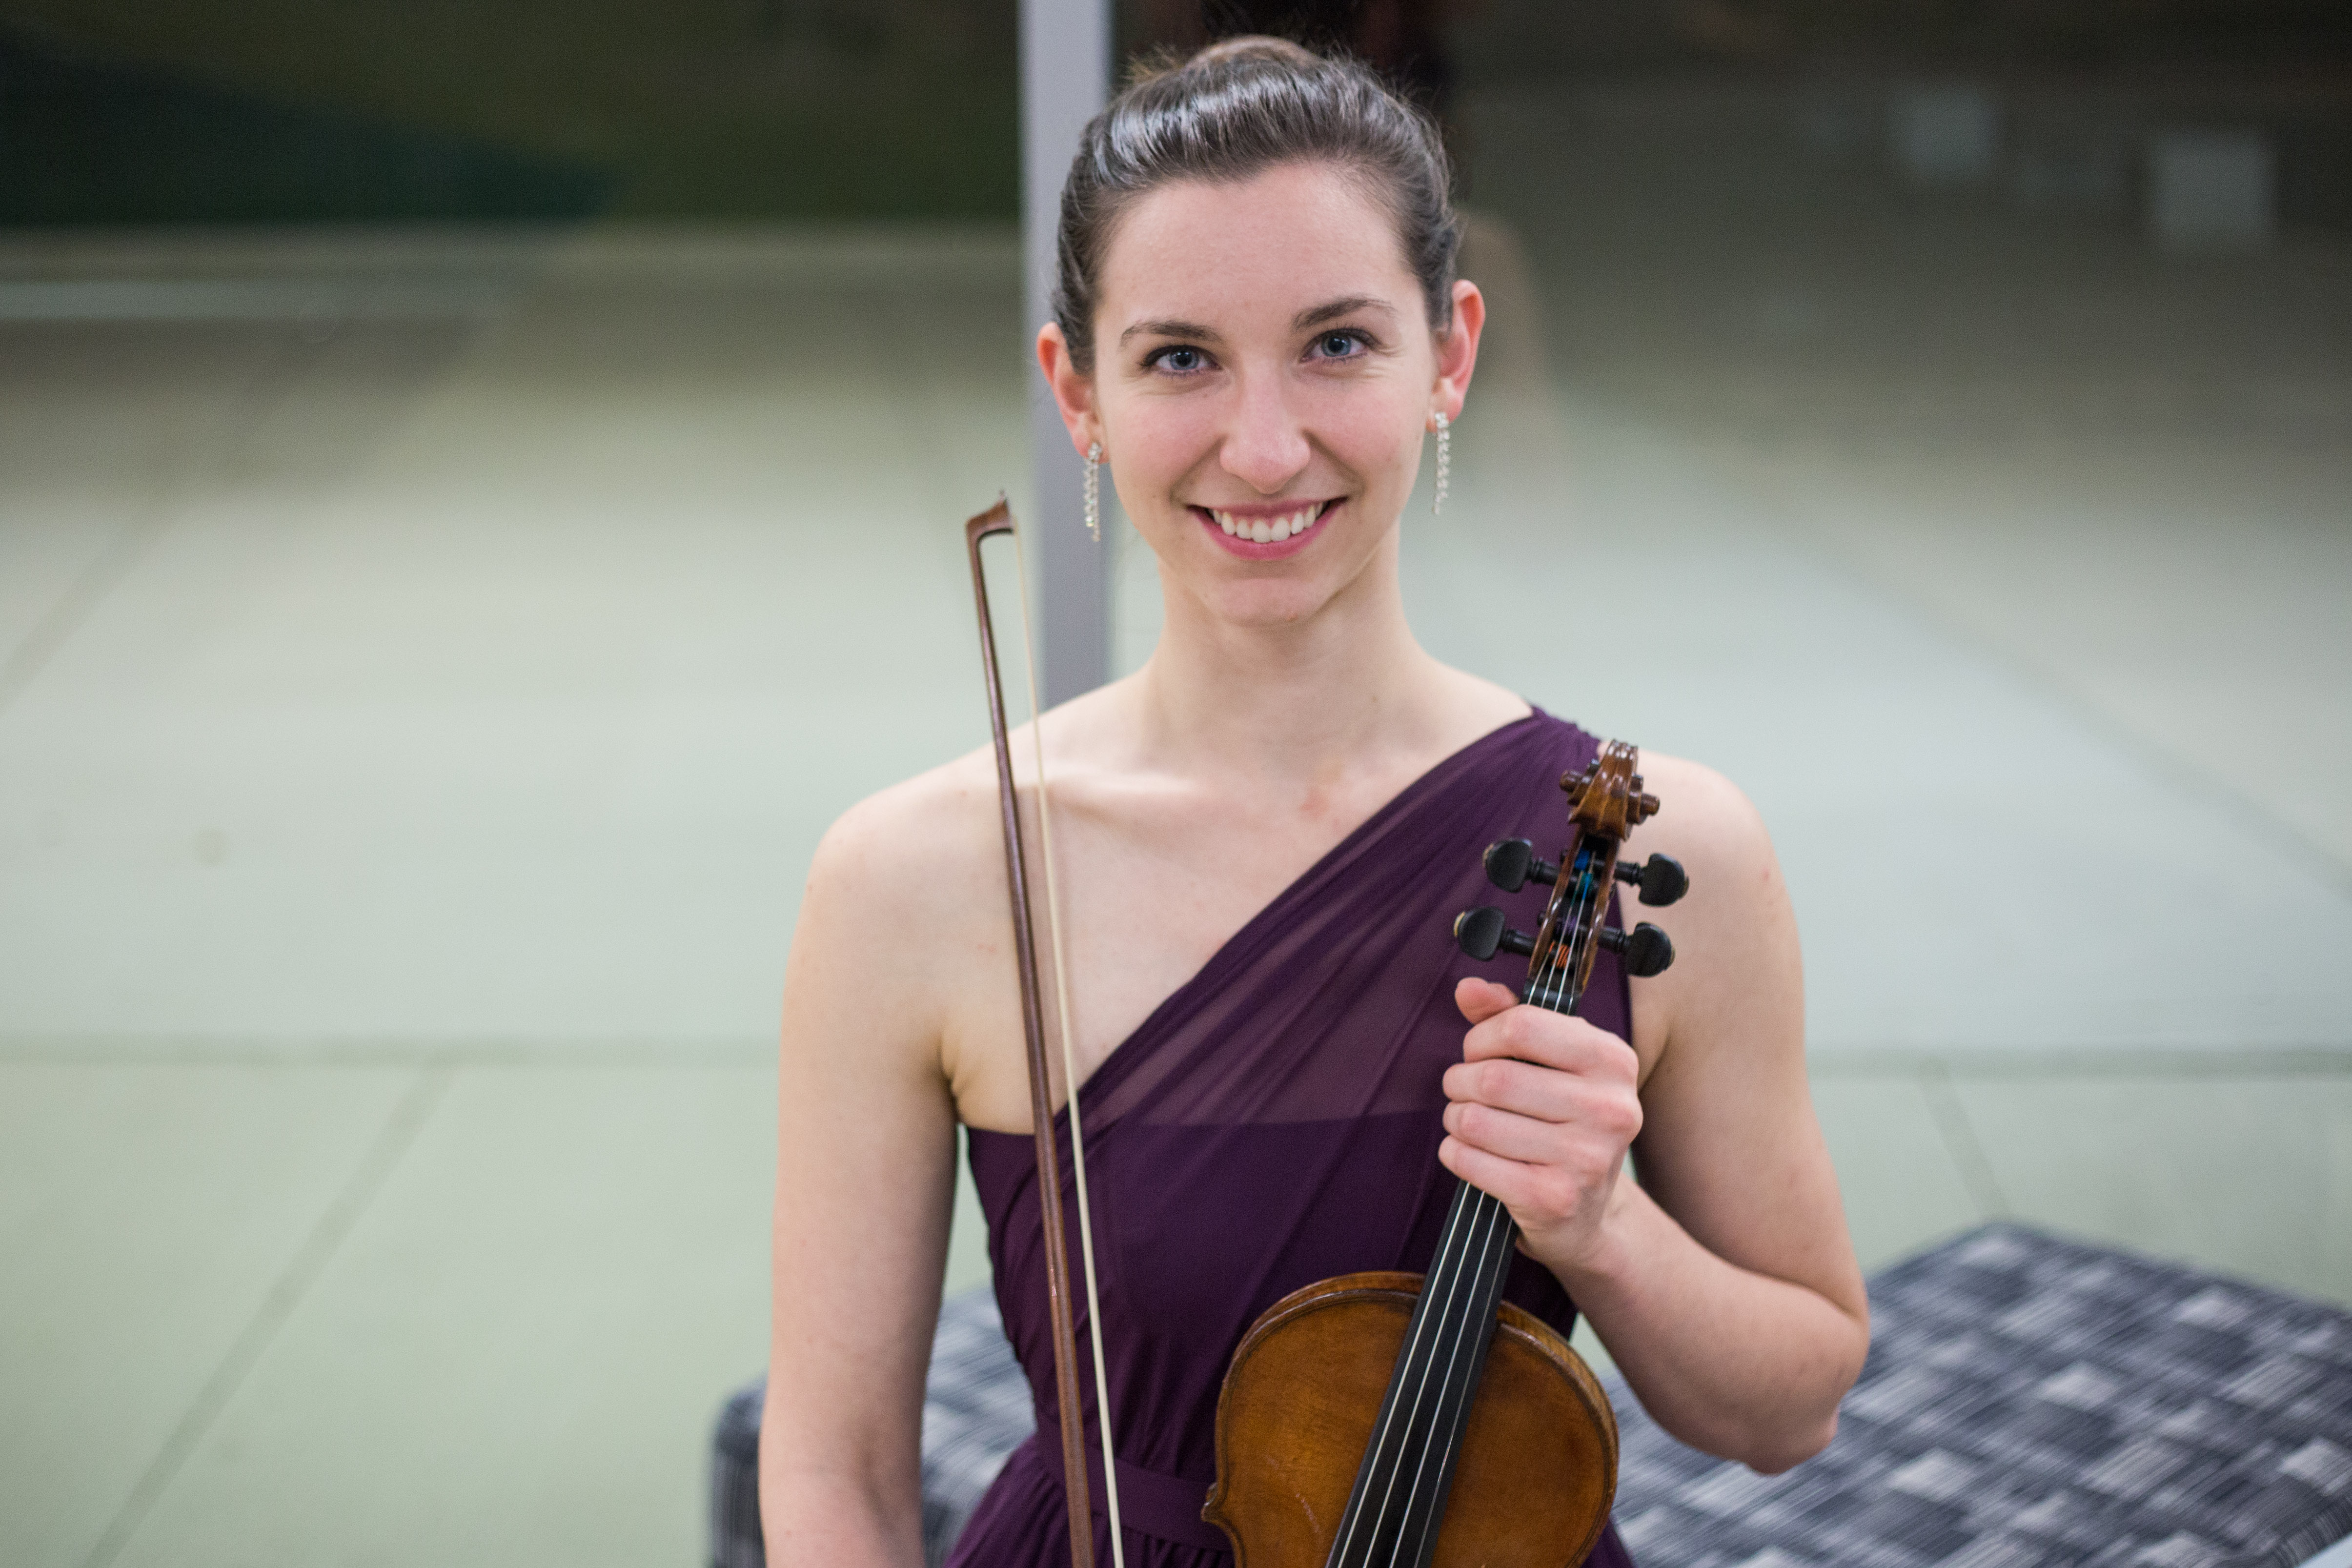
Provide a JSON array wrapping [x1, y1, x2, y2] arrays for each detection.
[[964, 501, 1126, 1568]]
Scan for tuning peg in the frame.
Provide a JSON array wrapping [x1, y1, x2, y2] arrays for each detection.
[[1483, 838, 1559, 893], [1455, 906, 1537, 962], [1613, 853, 1689, 907], [1599, 922, 1674, 977]]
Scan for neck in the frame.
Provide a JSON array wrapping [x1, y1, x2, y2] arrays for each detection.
[[1128, 531, 1464, 787]]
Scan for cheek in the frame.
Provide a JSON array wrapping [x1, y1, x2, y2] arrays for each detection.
[[1107, 403, 1220, 512], [1301, 381, 1425, 480]]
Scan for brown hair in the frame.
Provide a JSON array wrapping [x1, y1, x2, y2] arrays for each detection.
[[1052, 36, 1461, 374]]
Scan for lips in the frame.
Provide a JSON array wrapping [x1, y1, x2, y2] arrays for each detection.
[[1191, 500, 1338, 560], [1206, 503, 1329, 544]]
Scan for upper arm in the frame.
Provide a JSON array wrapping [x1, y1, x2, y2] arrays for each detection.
[[762, 789, 967, 1539], [1623, 756, 1866, 1323]]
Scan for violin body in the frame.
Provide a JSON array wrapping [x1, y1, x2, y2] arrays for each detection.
[[1204, 1272, 1618, 1568]]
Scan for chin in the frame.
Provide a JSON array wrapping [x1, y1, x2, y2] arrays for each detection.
[[1198, 576, 1343, 630]]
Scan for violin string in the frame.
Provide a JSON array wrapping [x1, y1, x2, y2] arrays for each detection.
[[1372, 1201, 1488, 1568], [1009, 524, 1127, 1568], [1429, 1198, 1519, 1560], [1338, 1183, 1477, 1567], [1531, 845, 1595, 1013], [1383, 1188, 1514, 1565], [1367, 1193, 1494, 1564]]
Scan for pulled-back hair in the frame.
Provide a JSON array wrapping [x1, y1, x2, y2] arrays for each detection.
[[1053, 36, 1461, 374]]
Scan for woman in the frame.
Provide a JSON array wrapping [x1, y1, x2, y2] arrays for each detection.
[[761, 38, 1868, 1568]]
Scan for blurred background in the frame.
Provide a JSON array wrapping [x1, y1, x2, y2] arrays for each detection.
[[2, 2, 2348, 1565]]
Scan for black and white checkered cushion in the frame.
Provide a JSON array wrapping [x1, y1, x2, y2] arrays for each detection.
[[711, 1289, 1035, 1568], [1612, 1226, 2352, 1568], [711, 1228, 2352, 1568]]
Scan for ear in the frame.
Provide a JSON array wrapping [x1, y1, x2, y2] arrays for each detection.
[[1037, 323, 1104, 456], [1431, 280, 1484, 425]]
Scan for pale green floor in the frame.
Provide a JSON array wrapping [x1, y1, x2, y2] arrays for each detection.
[[4, 89, 2351, 1568]]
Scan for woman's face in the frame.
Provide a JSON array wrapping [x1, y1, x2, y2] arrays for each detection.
[[1043, 160, 1481, 631]]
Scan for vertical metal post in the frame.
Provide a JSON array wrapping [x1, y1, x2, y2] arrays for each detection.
[[1022, 0, 1113, 708]]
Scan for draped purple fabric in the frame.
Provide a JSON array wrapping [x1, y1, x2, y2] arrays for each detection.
[[952, 710, 1637, 1568]]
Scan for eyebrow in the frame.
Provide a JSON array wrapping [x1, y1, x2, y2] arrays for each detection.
[[1119, 317, 1218, 346], [1293, 296, 1395, 330], [1116, 296, 1400, 347]]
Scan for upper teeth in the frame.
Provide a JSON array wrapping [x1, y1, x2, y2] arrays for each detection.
[[1211, 506, 1323, 542]]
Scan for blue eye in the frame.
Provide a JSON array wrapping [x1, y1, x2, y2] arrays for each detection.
[[1312, 331, 1367, 360], [1150, 345, 1207, 374]]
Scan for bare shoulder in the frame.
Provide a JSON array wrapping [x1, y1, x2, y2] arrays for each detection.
[[1614, 751, 1802, 1082], [1625, 751, 1788, 941], [805, 743, 1007, 916], [784, 741, 1014, 1083], [791, 677, 1141, 1127], [1628, 752, 1775, 882], [808, 673, 1135, 910]]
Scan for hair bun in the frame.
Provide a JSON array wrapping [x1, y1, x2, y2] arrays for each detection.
[[1186, 34, 1323, 71]]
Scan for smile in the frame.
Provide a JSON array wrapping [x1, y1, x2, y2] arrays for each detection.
[[1199, 500, 1336, 546]]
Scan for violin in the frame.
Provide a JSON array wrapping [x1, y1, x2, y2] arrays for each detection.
[[1201, 741, 1689, 1568]]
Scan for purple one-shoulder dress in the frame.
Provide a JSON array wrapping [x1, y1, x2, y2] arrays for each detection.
[[954, 711, 1637, 1568]]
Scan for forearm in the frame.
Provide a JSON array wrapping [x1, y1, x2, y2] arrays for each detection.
[[1541, 1180, 1868, 1473]]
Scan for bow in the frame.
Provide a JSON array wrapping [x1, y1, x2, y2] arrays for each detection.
[[964, 501, 1126, 1568]]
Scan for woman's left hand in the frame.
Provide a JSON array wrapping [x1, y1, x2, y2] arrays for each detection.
[[1438, 976, 1643, 1278]]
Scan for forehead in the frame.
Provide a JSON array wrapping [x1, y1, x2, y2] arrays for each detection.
[[1097, 161, 1419, 330]]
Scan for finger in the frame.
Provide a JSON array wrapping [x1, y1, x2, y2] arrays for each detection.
[[1444, 1056, 1582, 1121], [1445, 1077, 1641, 1161], [1443, 1100, 1591, 1166], [1436, 1135, 1545, 1213], [1454, 976, 1518, 1025], [1446, 1058, 1645, 1147], [1460, 1005, 1635, 1077]]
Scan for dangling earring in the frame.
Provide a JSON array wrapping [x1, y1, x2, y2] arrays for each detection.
[[1430, 412, 1451, 516], [1083, 441, 1103, 542]]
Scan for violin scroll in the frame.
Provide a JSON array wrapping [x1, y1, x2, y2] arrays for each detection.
[[1459, 740, 1688, 1006], [1561, 749, 1660, 837]]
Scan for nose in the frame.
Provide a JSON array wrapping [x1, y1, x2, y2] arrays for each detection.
[[1217, 371, 1312, 495]]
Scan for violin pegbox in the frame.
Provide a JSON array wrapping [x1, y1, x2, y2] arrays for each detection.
[[1483, 835, 1687, 908], [1453, 740, 1688, 1000]]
